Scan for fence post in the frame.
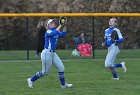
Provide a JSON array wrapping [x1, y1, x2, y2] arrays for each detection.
[[92, 17, 95, 59], [26, 17, 29, 60]]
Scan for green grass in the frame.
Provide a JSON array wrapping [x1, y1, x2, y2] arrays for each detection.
[[0, 49, 140, 60], [0, 49, 140, 95]]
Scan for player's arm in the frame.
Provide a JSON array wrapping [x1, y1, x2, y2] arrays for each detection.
[[46, 24, 65, 37], [113, 28, 124, 44], [111, 30, 118, 43], [102, 39, 107, 47], [46, 29, 58, 37], [57, 26, 67, 37], [102, 31, 106, 47], [56, 25, 62, 31]]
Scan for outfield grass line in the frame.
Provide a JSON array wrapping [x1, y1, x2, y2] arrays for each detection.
[[0, 58, 139, 63], [0, 60, 40, 63], [0, 59, 93, 63]]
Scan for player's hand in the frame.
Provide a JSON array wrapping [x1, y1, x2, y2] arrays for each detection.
[[102, 42, 105, 47], [112, 39, 115, 43], [59, 17, 67, 26]]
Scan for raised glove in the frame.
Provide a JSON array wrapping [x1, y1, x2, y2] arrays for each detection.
[[59, 17, 67, 26]]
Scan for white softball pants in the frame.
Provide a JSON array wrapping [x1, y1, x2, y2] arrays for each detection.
[[40, 49, 65, 74], [105, 44, 120, 68]]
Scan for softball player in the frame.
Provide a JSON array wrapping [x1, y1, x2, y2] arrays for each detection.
[[102, 18, 127, 80], [27, 18, 73, 88]]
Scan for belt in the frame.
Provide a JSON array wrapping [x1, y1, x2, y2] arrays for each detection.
[[107, 43, 117, 47], [45, 48, 55, 52], [110, 43, 117, 47]]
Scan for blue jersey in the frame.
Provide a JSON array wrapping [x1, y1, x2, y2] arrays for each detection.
[[104, 27, 124, 47], [44, 28, 67, 52]]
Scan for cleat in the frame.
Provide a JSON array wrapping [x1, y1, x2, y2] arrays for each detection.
[[121, 62, 127, 73], [112, 77, 119, 80], [27, 78, 33, 88], [61, 83, 73, 88]]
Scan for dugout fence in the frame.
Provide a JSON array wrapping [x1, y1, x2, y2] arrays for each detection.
[[0, 13, 140, 60]]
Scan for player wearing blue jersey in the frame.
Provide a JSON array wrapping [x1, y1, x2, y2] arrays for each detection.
[[27, 18, 73, 88], [102, 18, 127, 80]]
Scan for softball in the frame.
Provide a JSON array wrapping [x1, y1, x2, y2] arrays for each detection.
[[61, 19, 65, 23]]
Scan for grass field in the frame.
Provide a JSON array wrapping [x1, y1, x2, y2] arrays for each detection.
[[0, 49, 140, 95], [0, 49, 140, 60]]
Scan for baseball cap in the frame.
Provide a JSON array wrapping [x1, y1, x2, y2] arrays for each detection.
[[46, 19, 56, 26]]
